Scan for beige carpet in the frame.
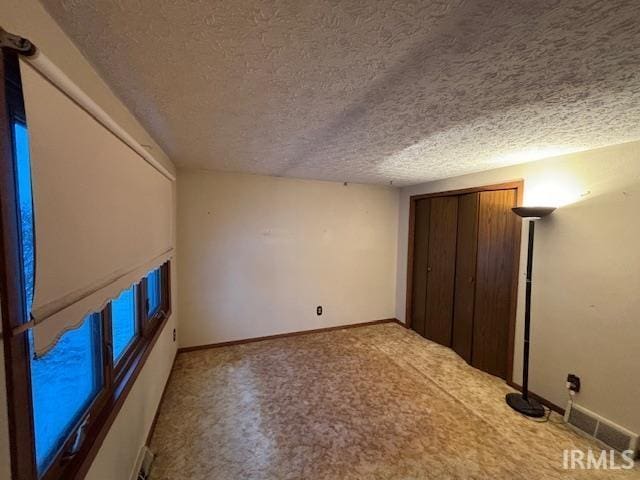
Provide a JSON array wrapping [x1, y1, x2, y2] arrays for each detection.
[[149, 323, 639, 479]]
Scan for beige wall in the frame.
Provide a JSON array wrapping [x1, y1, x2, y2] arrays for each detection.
[[396, 140, 640, 434], [178, 170, 399, 347], [0, 1, 178, 478]]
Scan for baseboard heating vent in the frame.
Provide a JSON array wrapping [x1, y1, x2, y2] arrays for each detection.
[[132, 446, 155, 480], [567, 406, 598, 436], [596, 422, 636, 454], [565, 403, 638, 455]]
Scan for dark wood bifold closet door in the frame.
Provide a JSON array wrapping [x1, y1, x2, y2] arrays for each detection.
[[472, 189, 518, 379], [410, 198, 431, 337], [409, 184, 520, 379], [452, 193, 479, 363], [423, 196, 458, 346]]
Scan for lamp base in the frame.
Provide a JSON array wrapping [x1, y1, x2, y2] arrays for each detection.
[[505, 392, 545, 418]]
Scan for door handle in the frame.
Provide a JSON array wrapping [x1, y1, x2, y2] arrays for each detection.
[[427, 266, 432, 273]]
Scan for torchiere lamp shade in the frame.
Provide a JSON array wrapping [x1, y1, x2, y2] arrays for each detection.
[[512, 206, 557, 219]]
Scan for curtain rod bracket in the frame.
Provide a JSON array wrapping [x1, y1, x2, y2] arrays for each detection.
[[0, 27, 37, 56]]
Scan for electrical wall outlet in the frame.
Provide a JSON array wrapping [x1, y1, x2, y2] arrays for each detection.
[[567, 373, 581, 393], [316, 306, 322, 316]]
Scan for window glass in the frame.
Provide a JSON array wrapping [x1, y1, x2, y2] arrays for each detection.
[[111, 285, 138, 362], [147, 268, 161, 317], [13, 122, 34, 313], [29, 314, 103, 472]]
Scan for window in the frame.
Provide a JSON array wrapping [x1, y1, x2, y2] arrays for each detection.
[[1, 51, 172, 480], [111, 285, 139, 363], [146, 268, 162, 318], [13, 122, 34, 313], [29, 314, 104, 473]]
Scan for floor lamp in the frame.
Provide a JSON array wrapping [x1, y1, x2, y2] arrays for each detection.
[[506, 206, 556, 417]]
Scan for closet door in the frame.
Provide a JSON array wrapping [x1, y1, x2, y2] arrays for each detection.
[[424, 196, 458, 347], [410, 199, 430, 337], [452, 193, 479, 363], [472, 189, 519, 379]]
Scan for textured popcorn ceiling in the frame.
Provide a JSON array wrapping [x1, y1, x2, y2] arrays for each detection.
[[42, 0, 640, 186]]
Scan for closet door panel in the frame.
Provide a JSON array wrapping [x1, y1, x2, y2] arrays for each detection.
[[452, 193, 479, 363], [472, 189, 518, 379], [410, 199, 431, 337], [424, 196, 458, 347]]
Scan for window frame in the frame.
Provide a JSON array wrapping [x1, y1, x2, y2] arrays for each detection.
[[108, 285, 142, 377], [141, 265, 170, 336], [145, 269, 159, 319], [0, 48, 173, 480]]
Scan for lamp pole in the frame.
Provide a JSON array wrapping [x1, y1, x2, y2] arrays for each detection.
[[506, 206, 555, 417], [521, 219, 535, 402]]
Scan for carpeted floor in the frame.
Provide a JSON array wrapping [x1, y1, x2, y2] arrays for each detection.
[[149, 323, 639, 479]]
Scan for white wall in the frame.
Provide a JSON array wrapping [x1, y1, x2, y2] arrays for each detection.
[[0, 1, 178, 478], [178, 169, 399, 347], [396, 140, 640, 434]]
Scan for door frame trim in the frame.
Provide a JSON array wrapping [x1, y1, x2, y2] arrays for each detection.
[[405, 180, 524, 383]]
